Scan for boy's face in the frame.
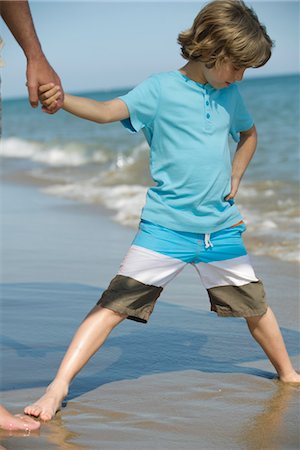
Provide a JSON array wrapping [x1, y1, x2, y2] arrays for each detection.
[[202, 61, 246, 89]]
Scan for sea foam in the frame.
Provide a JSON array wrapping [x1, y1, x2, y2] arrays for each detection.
[[1, 137, 109, 167], [43, 182, 147, 227]]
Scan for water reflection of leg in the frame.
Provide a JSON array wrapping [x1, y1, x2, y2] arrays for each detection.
[[42, 414, 84, 450], [239, 383, 298, 450]]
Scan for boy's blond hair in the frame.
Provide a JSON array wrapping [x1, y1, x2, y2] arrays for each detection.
[[178, 0, 273, 69]]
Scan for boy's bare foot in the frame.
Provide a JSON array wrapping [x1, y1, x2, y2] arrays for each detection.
[[279, 370, 300, 384], [0, 404, 40, 431], [24, 380, 68, 421]]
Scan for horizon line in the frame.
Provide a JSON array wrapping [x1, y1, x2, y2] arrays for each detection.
[[3, 71, 299, 102]]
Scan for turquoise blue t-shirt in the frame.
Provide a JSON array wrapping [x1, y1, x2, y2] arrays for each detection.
[[119, 70, 254, 233]]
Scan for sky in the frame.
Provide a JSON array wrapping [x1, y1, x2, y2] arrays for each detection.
[[1, 0, 299, 99]]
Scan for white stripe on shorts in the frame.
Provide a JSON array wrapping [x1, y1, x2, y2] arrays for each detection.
[[194, 254, 259, 289], [118, 244, 185, 287]]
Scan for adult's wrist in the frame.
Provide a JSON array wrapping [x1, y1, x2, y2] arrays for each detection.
[[25, 46, 45, 62]]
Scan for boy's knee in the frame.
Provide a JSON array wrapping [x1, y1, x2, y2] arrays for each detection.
[[244, 307, 269, 326]]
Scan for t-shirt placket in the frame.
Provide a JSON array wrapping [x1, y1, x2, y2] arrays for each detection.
[[203, 90, 213, 132]]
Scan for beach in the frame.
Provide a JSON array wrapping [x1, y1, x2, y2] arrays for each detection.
[[1, 176, 299, 450]]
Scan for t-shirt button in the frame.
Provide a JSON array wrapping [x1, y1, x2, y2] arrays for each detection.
[[206, 101, 209, 106], [206, 113, 211, 119]]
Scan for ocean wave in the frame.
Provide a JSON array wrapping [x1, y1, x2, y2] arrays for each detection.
[[0, 137, 40, 159], [42, 182, 147, 227], [100, 141, 151, 186], [0, 137, 109, 167]]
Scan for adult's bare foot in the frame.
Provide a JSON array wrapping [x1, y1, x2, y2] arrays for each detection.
[[0, 404, 40, 431], [24, 380, 68, 421]]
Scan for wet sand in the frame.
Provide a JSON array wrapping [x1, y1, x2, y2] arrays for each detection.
[[1, 180, 299, 449]]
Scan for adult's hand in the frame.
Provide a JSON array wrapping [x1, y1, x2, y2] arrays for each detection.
[[26, 55, 64, 113], [1, 0, 64, 113]]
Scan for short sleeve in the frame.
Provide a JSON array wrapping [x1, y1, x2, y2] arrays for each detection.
[[230, 86, 254, 143], [118, 75, 161, 133]]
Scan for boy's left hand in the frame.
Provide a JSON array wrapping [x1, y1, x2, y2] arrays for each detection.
[[225, 176, 240, 201]]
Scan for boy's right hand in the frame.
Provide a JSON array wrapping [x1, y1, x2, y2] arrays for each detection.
[[39, 83, 62, 112]]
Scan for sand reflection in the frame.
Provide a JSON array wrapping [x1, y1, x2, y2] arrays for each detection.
[[239, 382, 299, 450]]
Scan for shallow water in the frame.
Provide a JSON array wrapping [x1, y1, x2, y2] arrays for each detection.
[[1, 181, 299, 450], [1, 282, 300, 450]]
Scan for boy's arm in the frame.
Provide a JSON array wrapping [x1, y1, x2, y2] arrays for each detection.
[[225, 125, 257, 201], [39, 84, 129, 123], [63, 94, 129, 123]]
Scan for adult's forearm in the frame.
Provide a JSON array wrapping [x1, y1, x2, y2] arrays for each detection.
[[1, 0, 43, 58]]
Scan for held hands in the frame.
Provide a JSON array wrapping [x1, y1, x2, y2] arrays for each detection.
[[39, 83, 62, 112], [26, 55, 64, 113]]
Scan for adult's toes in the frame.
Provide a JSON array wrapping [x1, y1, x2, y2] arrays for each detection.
[[24, 419, 41, 430], [15, 415, 41, 430], [20, 414, 40, 424]]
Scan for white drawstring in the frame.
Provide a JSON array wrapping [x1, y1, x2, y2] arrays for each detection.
[[204, 233, 214, 249]]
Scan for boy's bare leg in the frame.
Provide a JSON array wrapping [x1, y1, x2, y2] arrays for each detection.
[[246, 306, 300, 383], [24, 306, 126, 421]]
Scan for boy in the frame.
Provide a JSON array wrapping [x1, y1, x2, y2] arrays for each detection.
[[25, 0, 300, 421]]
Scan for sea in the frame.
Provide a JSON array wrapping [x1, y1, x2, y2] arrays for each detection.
[[1, 73, 300, 263]]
